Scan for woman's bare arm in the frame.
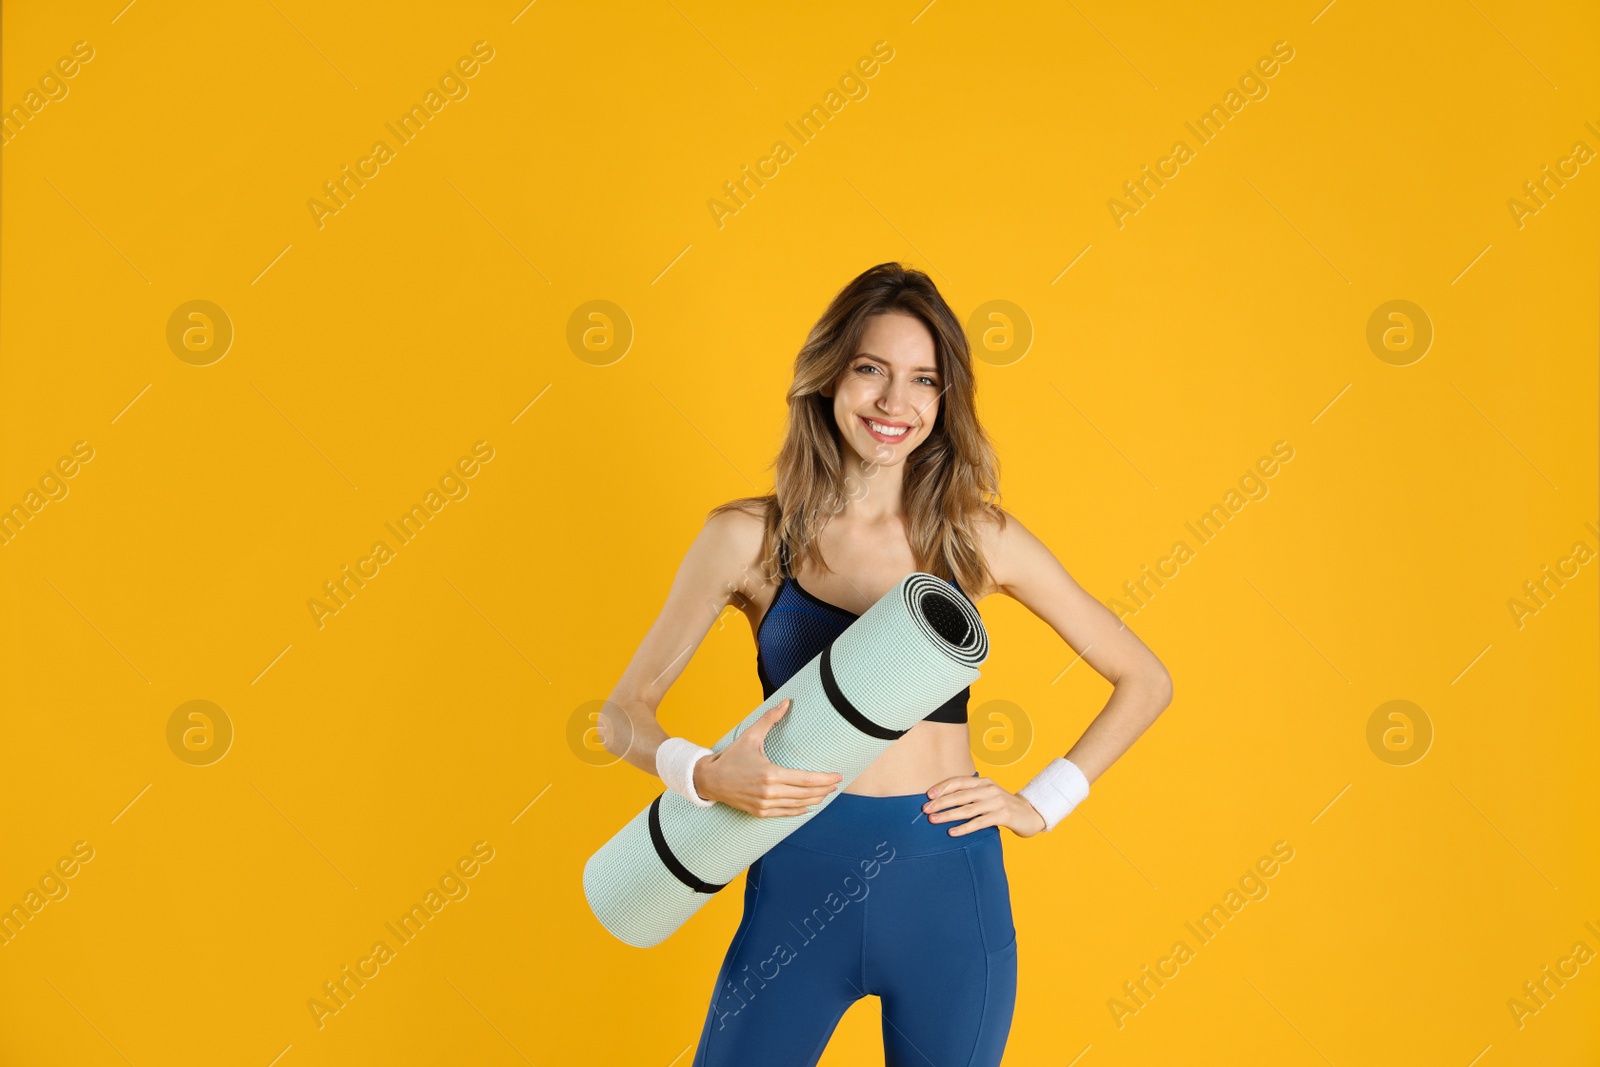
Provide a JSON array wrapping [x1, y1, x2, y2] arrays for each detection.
[[598, 508, 841, 814], [987, 509, 1174, 782], [598, 508, 754, 772], [907, 507, 1177, 838]]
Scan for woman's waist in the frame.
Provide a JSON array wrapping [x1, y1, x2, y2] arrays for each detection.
[[777, 721, 986, 859], [841, 721, 974, 797], [778, 774, 996, 858]]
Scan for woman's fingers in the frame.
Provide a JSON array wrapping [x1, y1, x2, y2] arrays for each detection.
[[772, 765, 844, 787], [738, 699, 793, 749], [754, 781, 839, 801], [945, 813, 995, 836], [719, 696, 852, 815], [925, 775, 991, 804], [761, 760, 843, 796], [926, 797, 990, 822], [925, 774, 978, 800], [929, 789, 1047, 837], [924, 778, 993, 815], [745, 797, 818, 817]]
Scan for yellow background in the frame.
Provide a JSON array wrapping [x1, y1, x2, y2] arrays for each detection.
[[2, 0, 1596, 1064]]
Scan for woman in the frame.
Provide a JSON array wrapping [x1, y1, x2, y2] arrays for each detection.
[[600, 262, 1173, 1066]]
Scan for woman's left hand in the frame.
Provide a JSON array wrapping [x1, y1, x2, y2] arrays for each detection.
[[923, 775, 1047, 838]]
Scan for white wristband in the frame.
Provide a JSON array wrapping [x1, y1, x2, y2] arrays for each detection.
[[656, 737, 716, 808], [1017, 757, 1090, 831]]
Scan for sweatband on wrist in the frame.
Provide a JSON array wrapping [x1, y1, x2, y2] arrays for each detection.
[[1018, 757, 1090, 831], [656, 737, 716, 808]]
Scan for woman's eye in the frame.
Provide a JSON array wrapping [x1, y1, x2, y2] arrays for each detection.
[[855, 364, 937, 387]]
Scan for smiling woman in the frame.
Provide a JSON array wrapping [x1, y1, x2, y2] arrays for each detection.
[[599, 261, 1173, 1066]]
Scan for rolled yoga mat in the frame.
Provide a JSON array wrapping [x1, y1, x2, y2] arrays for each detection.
[[583, 571, 989, 948]]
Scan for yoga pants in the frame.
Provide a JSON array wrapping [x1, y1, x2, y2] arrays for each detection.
[[692, 778, 1018, 1066]]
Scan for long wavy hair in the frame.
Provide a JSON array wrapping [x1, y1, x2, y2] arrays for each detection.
[[708, 261, 1005, 597]]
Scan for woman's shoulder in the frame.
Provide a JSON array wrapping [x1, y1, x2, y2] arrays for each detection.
[[704, 500, 764, 546], [970, 504, 1025, 599], [702, 497, 778, 597], [704, 496, 769, 541]]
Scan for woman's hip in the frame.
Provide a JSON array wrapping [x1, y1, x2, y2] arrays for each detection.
[[777, 774, 1000, 860], [747, 785, 1015, 954]]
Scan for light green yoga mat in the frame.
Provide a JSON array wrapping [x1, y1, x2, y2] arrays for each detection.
[[584, 572, 989, 947]]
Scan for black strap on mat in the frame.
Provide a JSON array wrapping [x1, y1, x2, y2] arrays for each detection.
[[651, 640, 905, 895], [650, 794, 727, 894], [821, 644, 907, 740]]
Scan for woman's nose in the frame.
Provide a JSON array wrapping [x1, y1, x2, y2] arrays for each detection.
[[876, 381, 911, 415]]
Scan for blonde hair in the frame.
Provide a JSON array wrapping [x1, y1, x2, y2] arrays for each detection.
[[709, 261, 1005, 596]]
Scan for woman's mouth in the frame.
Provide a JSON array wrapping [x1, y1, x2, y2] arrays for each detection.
[[859, 416, 913, 443]]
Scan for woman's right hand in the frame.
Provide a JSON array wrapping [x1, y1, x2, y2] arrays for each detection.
[[695, 699, 844, 817]]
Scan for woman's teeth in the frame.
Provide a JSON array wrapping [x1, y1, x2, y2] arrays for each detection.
[[866, 420, 909, 437]]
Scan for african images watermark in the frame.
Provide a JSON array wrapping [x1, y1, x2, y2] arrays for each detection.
[[710, 840, 897, 1030], [167, 700, 234, 766], [308, 441, 495, 630], [1366, 699, 1433, 767], [1107, 440, 1295, 620], [707, 40, 895, 230], [307, 41, 496, 230], [1, 841, 95, 947], [1108, 840, 1295, 1028], [1108, 41, 1296, 229], [1506, 919, 1600, 1031], [306, 840, 495, 1029], [167, 299, 234, 366], [1, 40, 95, 147], [1506, 520, 1597, 630], [1506, 122, 1599, 231], [0, 440, 95, 548], [1366, 299, 1433, 366]]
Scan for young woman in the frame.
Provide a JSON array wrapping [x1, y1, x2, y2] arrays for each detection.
[[600, 263, 1173, 1066]]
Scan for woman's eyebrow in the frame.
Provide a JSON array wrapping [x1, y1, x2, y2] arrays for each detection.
[[855, 351, 938, 373]]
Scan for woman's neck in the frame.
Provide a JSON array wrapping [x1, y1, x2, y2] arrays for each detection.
[[839, 444, 909, 525]]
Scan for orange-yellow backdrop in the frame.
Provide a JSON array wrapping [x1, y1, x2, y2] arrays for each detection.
[[2, 1, 1596, 1064]]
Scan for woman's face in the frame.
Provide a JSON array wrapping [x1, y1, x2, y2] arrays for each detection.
[[826, 312, 944, 467]]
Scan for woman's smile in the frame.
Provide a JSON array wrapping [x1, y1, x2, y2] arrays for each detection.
[[859, 415, 914, 443]]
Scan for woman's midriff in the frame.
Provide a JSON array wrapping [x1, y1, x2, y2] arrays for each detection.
[[841, 719, 976, 796]]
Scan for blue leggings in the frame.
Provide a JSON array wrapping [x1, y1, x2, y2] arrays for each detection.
[[693, 780, 1018, 1066]]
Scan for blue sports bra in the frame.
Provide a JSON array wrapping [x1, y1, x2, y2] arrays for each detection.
[[755, 547, 971, 724]]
